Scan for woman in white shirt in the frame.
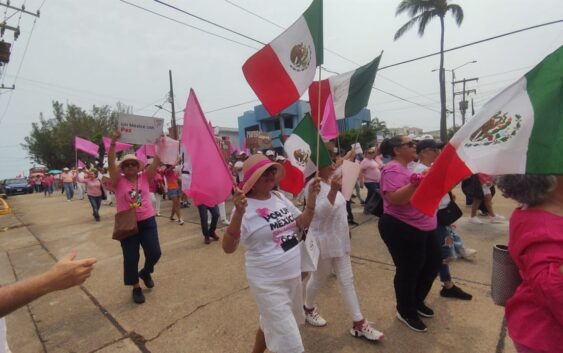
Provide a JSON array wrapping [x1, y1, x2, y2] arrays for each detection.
[[222, 154, 320, 353], [303, 163, 384, 342]]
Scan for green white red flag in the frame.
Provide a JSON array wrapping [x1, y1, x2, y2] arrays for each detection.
[[309, 54, 381, 125], [412, 45, 563, 216], [242, 0, 323, 116]]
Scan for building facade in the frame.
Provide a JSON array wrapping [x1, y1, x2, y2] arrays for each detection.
[[237, 100, 371, 150]]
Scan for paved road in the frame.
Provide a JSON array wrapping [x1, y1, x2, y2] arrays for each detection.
[[0, 190, 517, 353]]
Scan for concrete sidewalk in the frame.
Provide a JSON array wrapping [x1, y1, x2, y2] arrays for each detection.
[[0, 191, 517, 353]]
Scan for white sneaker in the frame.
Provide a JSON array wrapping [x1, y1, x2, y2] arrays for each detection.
[[468, 217, 483, 224], [350, 320, 384, 341], [490, 215, 506, 223], [222, 219, 230, 225], [458, 247, 477, 259], [176, 219, 185, 225], [305, 307, 327, 327]]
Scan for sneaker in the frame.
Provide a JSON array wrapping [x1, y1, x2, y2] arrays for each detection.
[[440, 284, 472, 300], [304, 307, 327, 327], [169, 217, 176, 222], [204, 237, 211, 245], [156, 212, 161, 217], [176, 219, 184, 225], [350, 320, 384, 341], [210, 231, 219, 241], [396, 312, 427, 332], [478, 210, 489, 217], [458, 247, 477, 259], [489, 215, 506, 223], [348, 220, 359, 226], [468, 217, 483, 224], [416, 303, 434, 318], [132, 287, 145, 304], [222, 219, 230, 226], [139, 269, 154, 288]]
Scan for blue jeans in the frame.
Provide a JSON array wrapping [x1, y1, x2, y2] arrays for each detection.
[[120, 217, 161, 286], [63, 182, 74, 200], [197, 205, 219, 239], [364, 182, 379, 205], [87, 195, 102, 220], [435, 225, 465, 283]]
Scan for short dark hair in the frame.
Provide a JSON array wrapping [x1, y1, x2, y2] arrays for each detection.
[[379, 136, 404, 158], [496, 174, 557, 207]]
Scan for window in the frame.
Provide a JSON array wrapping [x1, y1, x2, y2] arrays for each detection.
[[284, 116, 294, 129]]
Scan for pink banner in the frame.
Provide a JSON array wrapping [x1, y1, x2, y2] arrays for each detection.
[[144, 144, 156, 157], [77, 160, 86, 169], [135, 146, 148, 165], [102, 136, 133, 154], [74, 136, 99, 157], [181, 89, 233, 207], [320, 94, 338, 142]]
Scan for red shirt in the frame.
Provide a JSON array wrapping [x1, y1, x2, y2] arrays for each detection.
[[506, 207, 563, 352]]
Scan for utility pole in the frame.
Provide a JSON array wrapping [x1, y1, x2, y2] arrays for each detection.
[[454, 77, 478, 125], [168, 69, 177, 140]]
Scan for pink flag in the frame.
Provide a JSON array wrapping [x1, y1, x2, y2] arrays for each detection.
[[102, 136, 133, 154], [319, 94, 339, 142], [181, 89, 233, 207], [135, 146, 148, 165], [77, 160, 87, 169], [144, 144, 156, 157], [75, 136, 99, 157]]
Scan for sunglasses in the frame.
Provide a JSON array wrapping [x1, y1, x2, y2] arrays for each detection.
[[122, 162, 139, 168]]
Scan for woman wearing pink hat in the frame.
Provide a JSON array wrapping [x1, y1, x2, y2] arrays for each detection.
[[222, 154, 321, 353], [108, 131, 162, 304]]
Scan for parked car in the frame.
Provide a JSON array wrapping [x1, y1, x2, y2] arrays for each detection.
[[3, 178, 33, 196]]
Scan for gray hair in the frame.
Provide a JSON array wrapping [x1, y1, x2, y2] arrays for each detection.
[[495, 175, 557, 207]]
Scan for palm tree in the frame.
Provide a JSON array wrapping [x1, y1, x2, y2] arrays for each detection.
[[393, 0, 464, 142]]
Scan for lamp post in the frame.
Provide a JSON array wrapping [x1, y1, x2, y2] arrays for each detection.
[[433, 60, 477, 130]]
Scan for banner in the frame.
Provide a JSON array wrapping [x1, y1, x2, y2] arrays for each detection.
[[246, 131, 272, 149], [156, 136, 180, 166], [118, 114, 164, 145], [340, 160, 361, 201]]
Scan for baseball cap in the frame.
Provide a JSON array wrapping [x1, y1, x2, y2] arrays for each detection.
[[416, 139, 445, 154], [265, 150, 275, 156]]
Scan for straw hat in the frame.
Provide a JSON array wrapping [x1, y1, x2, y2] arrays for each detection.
[[119, 154, 145, 170], [240, 154, 285, 194]]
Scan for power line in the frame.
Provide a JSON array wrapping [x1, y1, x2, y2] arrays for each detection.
[[119, 0, 259, 50], [152, 0, 264, 45]]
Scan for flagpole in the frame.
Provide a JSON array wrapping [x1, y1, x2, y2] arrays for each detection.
[[316, 65, 322, 177]]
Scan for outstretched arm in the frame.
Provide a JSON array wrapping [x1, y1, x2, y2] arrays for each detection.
[[0, 250, 96, 318]]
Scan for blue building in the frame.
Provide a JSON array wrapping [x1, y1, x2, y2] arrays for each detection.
[[237, 100, 371, 150]]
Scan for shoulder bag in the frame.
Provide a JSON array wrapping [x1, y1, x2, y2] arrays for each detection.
[[112, 178, 139, 241]]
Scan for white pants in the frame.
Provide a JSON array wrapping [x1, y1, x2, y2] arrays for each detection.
[[305, 255, 363, 322], [218, 202, 227, 221], [248, 276, 305, 353], [77, 183, 86, 199], [150, 192, 161, 214]]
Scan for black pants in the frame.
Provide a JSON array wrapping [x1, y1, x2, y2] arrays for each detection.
[[197, 205, 219, 239], [346, 201, 354, 222], [120, 217, 161, 286], [378, 214, 441, 317]]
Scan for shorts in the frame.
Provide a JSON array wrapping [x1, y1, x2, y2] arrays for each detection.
[[167, 188, 181, 198], [248, 276, 305, 353], [481, 184, 491, 196]]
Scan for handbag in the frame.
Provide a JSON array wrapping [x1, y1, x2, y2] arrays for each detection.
[[112, 207, 138, 241], [491, 244, 522, 306], [112, 178, 139, 241], [437, 199, 463, 226]]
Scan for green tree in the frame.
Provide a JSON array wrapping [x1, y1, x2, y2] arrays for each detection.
[[22, 101, 124, 169], [337, 117, 389, 152], [393, 0, 464, 142]]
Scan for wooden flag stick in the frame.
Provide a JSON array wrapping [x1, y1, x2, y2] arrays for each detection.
[[316, 65, 322, 176]]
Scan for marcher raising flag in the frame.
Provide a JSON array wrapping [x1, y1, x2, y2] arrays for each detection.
[[242, 0, 323, 115], [412, 45, 563, 216]]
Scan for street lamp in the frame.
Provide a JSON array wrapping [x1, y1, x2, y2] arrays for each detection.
[[432, 60, 477, 129]]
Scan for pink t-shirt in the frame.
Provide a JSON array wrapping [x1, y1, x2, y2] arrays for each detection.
[[77, 175, 102, 197], [380, 160, 436, 231], [360, 158, 382, 183], [114, 172, 155, 221], [506, 207, 563, 353]]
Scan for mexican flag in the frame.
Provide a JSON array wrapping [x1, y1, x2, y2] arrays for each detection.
[[412, 45, 563, 216], [309, 54, 381, 125], [281, 113, 331, 193], [242, 0, 323, 116]]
